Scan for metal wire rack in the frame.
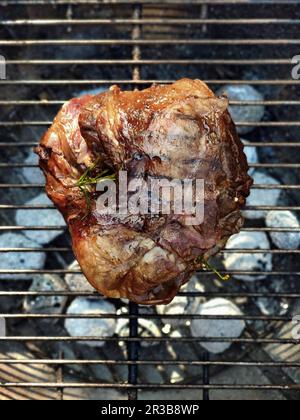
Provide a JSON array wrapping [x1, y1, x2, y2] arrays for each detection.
[[0, 0, 300, 401]]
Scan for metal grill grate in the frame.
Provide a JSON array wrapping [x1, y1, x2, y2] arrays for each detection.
[[0, 0, 300, 401]]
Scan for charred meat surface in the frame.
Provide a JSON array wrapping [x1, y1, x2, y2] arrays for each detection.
[[36, 79, 252, 305]]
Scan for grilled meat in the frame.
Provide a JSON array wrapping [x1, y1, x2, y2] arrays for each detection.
[[36, 79, 252, 304]]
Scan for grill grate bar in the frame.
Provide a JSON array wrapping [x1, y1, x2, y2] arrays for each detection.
[[3, 39, 300, 46], [1, 80, 300, 86], [1, 184, 299, 190], [0, 226, 299, 233], [0, 383, 300, 391], [0, 314, 296, 321], [0, 248, 299, 254], [3, 59, 294, 65], [128, 303, 139, 401], [0, 337, 298, 345], [0, 270, 298, 276], [1, 122, 299, 128], [2, 18, 300, 26], [126, 4, 142, 401], [0, 360, 299, 368], [1, 0, 298, 5], [1, 163, 299, 169], [2, 100, 300, 106], [1, 383, 300, 391], [0, 291, 299, 299], [1, 142, 300, 148]]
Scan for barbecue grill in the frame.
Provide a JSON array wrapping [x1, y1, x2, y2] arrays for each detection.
[[0, 0, 300, 401]]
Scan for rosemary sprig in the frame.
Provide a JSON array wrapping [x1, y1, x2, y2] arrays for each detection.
[[197, 256, 230, 282], [76, 158, 116, 212]]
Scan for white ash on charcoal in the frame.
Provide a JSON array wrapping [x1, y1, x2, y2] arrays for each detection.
[[217, 84, 265, 135], [116, 306, 162, 348], [162, 329, 203, 387], [0, 233, 46, 280], [139, 363, 165, 385], [190, 298, 246, 354], [250, 277, 289, 319], [242, 139, 258, 176], [22, 151, 45, 185], [181, 274, 205, 296], [256, 297, 289, 317], [266, 211, 300, 250], [243, 171, 281, 220], [156, 298, 189, 328], [168, 337, 195, 385], [0, 319, 5, 337], [65, 261, 95, 293], [15, 193, 66, 246], [64, 298, 116, 348], [156, 275, 205, 328], [223, 231, 272, 282], [166, 331, 186, 384], [23, 274, 68, 315]]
